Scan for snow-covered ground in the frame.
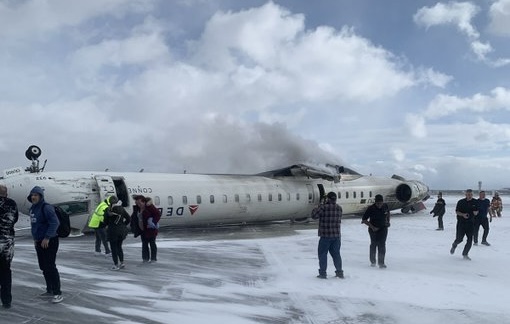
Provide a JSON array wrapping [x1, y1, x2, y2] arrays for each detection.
[[5, 194, 509, 323]]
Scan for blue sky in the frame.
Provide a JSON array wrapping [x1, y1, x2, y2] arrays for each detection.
[[1, 0, 510, 190]]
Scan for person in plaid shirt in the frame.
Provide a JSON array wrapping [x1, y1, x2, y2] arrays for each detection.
[[311, 191, 343, 279]]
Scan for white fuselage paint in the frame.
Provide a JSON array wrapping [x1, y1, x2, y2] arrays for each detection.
[[0, 170, 429, 233]]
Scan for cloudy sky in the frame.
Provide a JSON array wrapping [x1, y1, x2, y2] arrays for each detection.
[[1, 0, 509, 190]]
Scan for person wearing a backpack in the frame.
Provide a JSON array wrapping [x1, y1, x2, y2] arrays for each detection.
[[88, 196, 113, 256], [27, 186, 63, 304], [104, 197, 130, 271], [0, 184, 19, 309]]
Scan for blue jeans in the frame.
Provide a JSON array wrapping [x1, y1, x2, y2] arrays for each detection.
[[318, 237, 342, 275]]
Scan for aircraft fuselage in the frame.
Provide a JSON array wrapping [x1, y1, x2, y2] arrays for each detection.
[[1, 168, 429, 234]]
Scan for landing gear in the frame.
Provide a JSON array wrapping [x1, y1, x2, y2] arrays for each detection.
[[24, 145, 46, 173]]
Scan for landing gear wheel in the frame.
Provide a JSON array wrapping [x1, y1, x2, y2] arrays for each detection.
[[25, 145, 42, 160]]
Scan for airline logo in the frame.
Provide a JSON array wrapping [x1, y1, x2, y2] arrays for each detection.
[[189, 205, 199, 215]]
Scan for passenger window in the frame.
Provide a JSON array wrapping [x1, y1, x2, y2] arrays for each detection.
[[268, 193, 273, 202], [296, 193, 300, 200], [182, 196, 188, 204], [278, 193, 282, 201], [370, 191, 373, 198], [235, 194, 239, 203], [210, 195, 215, 204], [246, 194, 251, 202], [346, 192, 349, 199], [338, 192, 341, 199], [361, 192, 364, 198], [258, 194, 262, 202], [168, 196, 173, 205], [223, 194, 227, 203], [287, 193, 291, 201], [154, 196, 160, 206], [354, 192, 357, 199], [197, 195, 202, 204]]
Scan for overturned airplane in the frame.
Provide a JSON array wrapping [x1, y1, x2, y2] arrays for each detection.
[[1, 145, 430, 234]]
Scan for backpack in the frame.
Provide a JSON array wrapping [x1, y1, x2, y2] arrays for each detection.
[[42, 203, 71, 238]]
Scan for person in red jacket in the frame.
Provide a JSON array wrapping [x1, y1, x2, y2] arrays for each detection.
[[132, 195, 161, 263]]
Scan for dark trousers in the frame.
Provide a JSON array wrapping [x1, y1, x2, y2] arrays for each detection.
[[141, 235, 157, 261], [317, 237, 342, 276], [452, 221, 474, 256], [0, 258, 12, 305], [35, 237, 61, 295], [474, 217, 489, 243], [110, 239, 125, 265], [95, 227, 110, 254], [368, 227, 388, 265], [437, 215, 444, 229]]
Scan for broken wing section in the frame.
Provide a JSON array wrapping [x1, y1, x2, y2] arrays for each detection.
[[256, 163, 353, 183]]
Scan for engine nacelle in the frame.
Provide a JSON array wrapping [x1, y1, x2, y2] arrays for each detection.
[[395, 180, 429, 204]]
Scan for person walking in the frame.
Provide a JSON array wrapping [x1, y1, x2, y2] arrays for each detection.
[[27, 186, 63, 303], [430, 192, 446, 230], [311, 192, 343, 279], [474, 191, 491, 246], [104, 198, 131, 270], [362, 194, 390, 268], [0, 185, 18, 309], [489, 192, 503, 220], [132, 195, 160, 263], [450, 189, 478, 260], [88, 196, 114, 256]]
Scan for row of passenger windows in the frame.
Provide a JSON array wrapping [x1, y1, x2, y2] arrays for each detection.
[[161, 191, 374, 205]]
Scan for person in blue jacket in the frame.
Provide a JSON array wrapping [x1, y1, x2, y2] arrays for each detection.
[[28, 186, 63, 304]]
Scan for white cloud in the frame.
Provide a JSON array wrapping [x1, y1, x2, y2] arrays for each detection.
[[0, 0, 153, 39], [70, 21, 170, 72], [424, 87, 510, 118], [405, 114, 427, 138], [414, 1, 510, 66], [488, 0, 510, 36], [391, 148, 406, 162], [190, 2, 437, 104], [415, 67, 453, 88], [413, 2, 480, 39]]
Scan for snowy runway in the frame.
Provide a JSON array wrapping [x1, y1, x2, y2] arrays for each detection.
[[4, 195, 509, 323]]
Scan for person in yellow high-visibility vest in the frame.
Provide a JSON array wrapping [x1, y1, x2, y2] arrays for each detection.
[[88, 196, 117, 256]]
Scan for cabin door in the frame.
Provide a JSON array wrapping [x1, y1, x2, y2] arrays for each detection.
[[306, 184, 315, 204], [94, 175, 117, 202]]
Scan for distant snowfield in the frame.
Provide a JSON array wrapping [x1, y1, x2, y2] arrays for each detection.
[[7, 195, 510, 324]]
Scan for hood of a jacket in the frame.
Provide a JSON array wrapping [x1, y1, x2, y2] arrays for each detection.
[[27, 186, 45, 202]]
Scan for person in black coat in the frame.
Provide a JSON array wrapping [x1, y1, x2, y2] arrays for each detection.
[[103, 197, 130, 270], [0, 185, 18, 308], [362, 194, 390, 268], [430, 192, 446, 230], [450, 189, 479, 260]]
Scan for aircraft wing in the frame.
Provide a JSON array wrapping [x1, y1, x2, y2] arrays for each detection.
[[256, 163, 345, 183]]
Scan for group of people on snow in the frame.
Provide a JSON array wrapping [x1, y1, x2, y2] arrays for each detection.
[[311, 188, 502, 279], [0, 184, 160, 308]]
